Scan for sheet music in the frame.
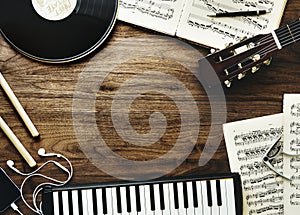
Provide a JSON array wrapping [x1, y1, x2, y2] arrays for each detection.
[[223, 114, 284, 215], [283, 94, 300, 214], [118, 0, 186, 35], [176, 0, 287, 49]]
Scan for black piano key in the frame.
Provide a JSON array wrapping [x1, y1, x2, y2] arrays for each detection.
[[159, 184, 165, 210], [206, 181, 213, 207], [116, 187, 122, 213], [68, 191, 74, 215], [58, 192, 64, 215], [149, 184, 155, 211], [135, 185, 141, 212], [92, 189, 98, 215], [78, 190, 83, 215], [173, 183, 179, 209], [192, 181, 198, 208], [102, 188, 108, 214], [126, 186, 131, 213], [183, 182, 189, 208], [216, 180, 222, 206]]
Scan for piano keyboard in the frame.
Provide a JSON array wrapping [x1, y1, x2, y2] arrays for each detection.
[[42, 173, 242, 215]]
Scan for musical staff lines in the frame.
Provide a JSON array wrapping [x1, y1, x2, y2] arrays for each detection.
[[118, 0, 286, 49], [223, 114, 284, 215], [176, 0, 284, 49], [120, 0, 176, 20], [118, 0, 186, 35], [283, 94, 300, 214]]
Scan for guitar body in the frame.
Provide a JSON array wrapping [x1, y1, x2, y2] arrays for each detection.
[[0, 0, 118, 63]]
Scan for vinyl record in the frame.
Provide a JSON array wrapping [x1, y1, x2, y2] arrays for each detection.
[[0, 0, 118, 63]]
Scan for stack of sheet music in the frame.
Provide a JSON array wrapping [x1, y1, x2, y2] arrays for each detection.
[[118, 0, 288, 49], [223, 94, 300, 215]]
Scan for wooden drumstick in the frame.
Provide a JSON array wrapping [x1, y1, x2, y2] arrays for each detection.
[[0, 117, 37, 168], [0, 72, 39, 138]]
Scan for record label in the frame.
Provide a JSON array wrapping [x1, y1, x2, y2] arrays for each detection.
[[0, 0, 118, 63], [32, 0, 77, 21]]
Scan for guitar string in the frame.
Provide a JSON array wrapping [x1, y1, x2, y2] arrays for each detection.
[[241, 23, 300, 61], [223, 26, 300, 77], [258, 27, 300, 56], [256, 20, 300, 45], [217, 21, 300, 78]]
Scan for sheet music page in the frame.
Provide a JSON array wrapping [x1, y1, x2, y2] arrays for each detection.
[[118, 0, 187, 35], [283, 94, 300, 214], [223, 114, 284, 215], [176, 0, 287, 49]]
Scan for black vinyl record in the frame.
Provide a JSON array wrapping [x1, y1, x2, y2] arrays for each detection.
[[0, 0, 118, 63]]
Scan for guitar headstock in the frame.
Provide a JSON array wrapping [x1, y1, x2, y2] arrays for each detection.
[[199, 33, 275, 87]]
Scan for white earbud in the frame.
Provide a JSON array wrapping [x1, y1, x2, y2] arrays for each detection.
[[7, 160, 28, 176], [38, 148, 61, 158], [6, 148, 73, 215], [6, 160, 15, 168]]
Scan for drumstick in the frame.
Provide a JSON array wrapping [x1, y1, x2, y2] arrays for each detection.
[[0, 117, 37, 168], [0, 72, 39, 138]]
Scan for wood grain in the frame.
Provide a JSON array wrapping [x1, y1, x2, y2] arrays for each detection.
[[1, 1, 300, 214]]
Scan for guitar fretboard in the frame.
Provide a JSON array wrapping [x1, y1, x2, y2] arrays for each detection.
[[275, 19, 300, 48]]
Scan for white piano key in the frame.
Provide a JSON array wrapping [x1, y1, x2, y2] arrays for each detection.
[[186, 182, 195, 215], [194, 181, 203, 215], [177, 182, 187, 215], [112, 187, 121, 215], [129, 186, 138, 215], [86, 189, 94, 215], [153, 184, 163, 215], [120, 187, 130, 215], [81, 190, 88, 215], [210, 180, 220, 215], [168, 183, 179, 215], [96, 189, 104, 215], [62, 191, 69, 215], [72, 190, 79, 215], [53, 191, 60, 215], [201, 181, 211, 215], [138, 186, 146, 215], [144, 185, 154, 215], [162, 183, 171, 215], [219, 180, 228, 215], [226, 179, 236, 215], [106, 188, 114, 215]]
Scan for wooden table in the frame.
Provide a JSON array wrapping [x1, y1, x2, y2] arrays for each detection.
[[0, 1, 300, 214]]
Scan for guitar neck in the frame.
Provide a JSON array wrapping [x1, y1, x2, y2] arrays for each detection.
[[274, 19, 300, 49], [200, 18, 300, 87]]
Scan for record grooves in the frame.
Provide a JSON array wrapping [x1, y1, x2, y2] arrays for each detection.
[[0, 0, 118, 63]]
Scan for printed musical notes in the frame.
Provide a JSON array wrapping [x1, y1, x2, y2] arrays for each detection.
[[177, 0, 287, 49], [283, 94, 300, 214], [223, 114, 284, 215], [118, 0, 288, 49], [118, 0, 186, 35], [224, 94, 300, 214]]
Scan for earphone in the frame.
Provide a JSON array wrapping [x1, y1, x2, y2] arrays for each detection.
[[38, 148, 62, 158], [7, 148, 73, 215]]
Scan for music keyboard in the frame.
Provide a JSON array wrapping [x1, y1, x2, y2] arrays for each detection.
[[42, 173, 242, 215]]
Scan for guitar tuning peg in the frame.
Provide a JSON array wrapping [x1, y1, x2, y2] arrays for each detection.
[[238, 72, 246, 80], [224, 80, 232, 87], [225, 42, 234, 48], [240, 36, 248, 42], [252, 54, 261, 62], [210, 48, 216, 54], [263, 57, 272, 66], [251, 66, 260, 73]]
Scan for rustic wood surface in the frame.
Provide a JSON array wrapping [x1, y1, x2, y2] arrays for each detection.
[[1, 1, 300, 214]]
